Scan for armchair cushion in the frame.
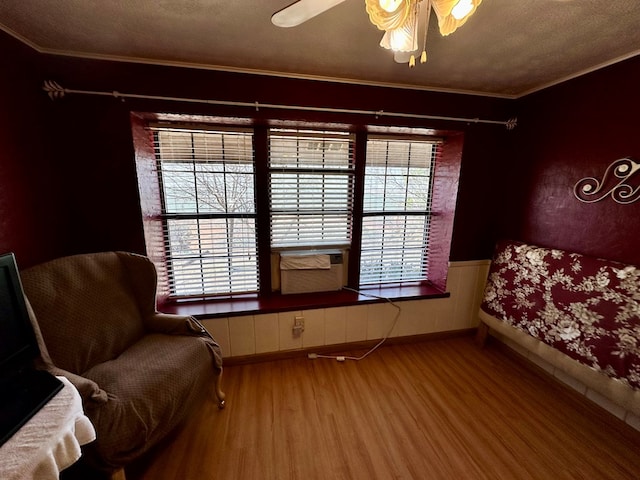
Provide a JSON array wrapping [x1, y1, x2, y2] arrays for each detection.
[[82, 333, 214, 467]]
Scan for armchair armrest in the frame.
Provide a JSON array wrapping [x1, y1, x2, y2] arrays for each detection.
[[145, 313, 223, 370], [46, 365, 108, 405], [144, 312, 207, 335]]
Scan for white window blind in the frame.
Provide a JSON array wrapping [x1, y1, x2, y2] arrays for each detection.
[[360, 137, 439, 285], [154, 127, 258, 297], [269, 129, 355, 249]]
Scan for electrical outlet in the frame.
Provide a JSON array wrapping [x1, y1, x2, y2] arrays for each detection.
[[292, 316, 304, 337]]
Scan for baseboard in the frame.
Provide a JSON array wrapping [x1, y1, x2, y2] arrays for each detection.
[[223, 328, 476, 366], [486, 332, 640, 433]]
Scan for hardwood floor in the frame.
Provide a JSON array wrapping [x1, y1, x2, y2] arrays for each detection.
[[128, 335, 640, 480]]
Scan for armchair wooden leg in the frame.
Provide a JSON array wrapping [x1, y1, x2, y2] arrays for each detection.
[[215, 368, 226, 409], [111, 468, 126, 480], [475, 322, 489, 347]]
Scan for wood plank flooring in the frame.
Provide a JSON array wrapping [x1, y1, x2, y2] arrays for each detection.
[[128, 336, 640, 480]]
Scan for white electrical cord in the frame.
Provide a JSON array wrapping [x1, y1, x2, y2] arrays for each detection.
[[308, 287, 401, 362]]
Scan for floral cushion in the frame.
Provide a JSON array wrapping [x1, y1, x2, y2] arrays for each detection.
[[481, 240, 640, 390]]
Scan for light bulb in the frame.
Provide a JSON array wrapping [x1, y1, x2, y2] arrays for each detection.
[[379, 0, 403, 13], [451, 0, 474, 20]]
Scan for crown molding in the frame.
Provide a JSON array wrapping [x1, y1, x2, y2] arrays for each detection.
[[515, 50, 640, 99], [3, 22, 638, 101], [0, 23, 516, 100]]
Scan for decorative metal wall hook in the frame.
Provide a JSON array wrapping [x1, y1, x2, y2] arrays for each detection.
[[573, 157, 640, 204]]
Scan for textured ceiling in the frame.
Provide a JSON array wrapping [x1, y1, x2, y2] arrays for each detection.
[[1, 0, 639, 98]]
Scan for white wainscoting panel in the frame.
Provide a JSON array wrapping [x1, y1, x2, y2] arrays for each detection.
[[203, 260, 491, 359]]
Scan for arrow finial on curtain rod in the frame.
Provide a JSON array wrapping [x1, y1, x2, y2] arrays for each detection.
[[43, 80, 65, 100]]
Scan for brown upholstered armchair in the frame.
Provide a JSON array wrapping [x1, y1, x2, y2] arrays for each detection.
[[20, 251, 225, 473]]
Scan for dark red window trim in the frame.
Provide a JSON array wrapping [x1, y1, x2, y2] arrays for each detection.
[[132, 113, 463, 307], [160, 283, 449, 320]]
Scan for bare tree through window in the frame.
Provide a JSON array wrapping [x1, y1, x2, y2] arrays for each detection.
[[156, 129, 258, 296]]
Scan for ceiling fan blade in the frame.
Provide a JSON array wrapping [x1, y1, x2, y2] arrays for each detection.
[[272, 0, 347, 28]]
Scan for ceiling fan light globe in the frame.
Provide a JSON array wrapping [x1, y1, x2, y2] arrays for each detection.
[[381, 5, 419, 52], [451, 0, 474, 20], [366, 0, 411, 30], [379, 0, 404, 13], [390, 35, 411, 51], [432, 0, 482, 36]]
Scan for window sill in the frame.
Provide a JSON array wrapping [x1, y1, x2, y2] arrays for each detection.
[[159, 284, 449, 319]]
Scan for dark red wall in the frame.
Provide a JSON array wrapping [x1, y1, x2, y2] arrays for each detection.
[[0, 29, 516, 268], [513, 56, 640, 266], [0, 35, 70, 268], [8, 26, 638, 270]]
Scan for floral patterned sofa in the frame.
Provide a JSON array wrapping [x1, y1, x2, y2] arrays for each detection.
[[478, 240, 640, 418]]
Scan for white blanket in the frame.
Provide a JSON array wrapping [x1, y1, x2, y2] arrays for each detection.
[[0, 376, 96, 480]]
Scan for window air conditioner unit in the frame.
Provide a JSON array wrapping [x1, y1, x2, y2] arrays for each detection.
[[280, 250, 343, 294]]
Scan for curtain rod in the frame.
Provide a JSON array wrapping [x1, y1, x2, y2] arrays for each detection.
[[42, 80, 517, 130]]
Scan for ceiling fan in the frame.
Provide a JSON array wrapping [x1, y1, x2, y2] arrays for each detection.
[[272, 0, 482, 67]]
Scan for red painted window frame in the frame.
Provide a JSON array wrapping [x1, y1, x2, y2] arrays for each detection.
[[131, 113, 463, 318]]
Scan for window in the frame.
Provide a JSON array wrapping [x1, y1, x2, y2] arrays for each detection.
[[133, 115, 462, 303], [360, 137, 439, 285], [269, 129, 355, 249], [153, 127, 258, 297]]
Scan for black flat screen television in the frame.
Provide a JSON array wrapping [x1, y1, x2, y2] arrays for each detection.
[[0, 252, 64, 446], [0, 252, 40, 377]]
